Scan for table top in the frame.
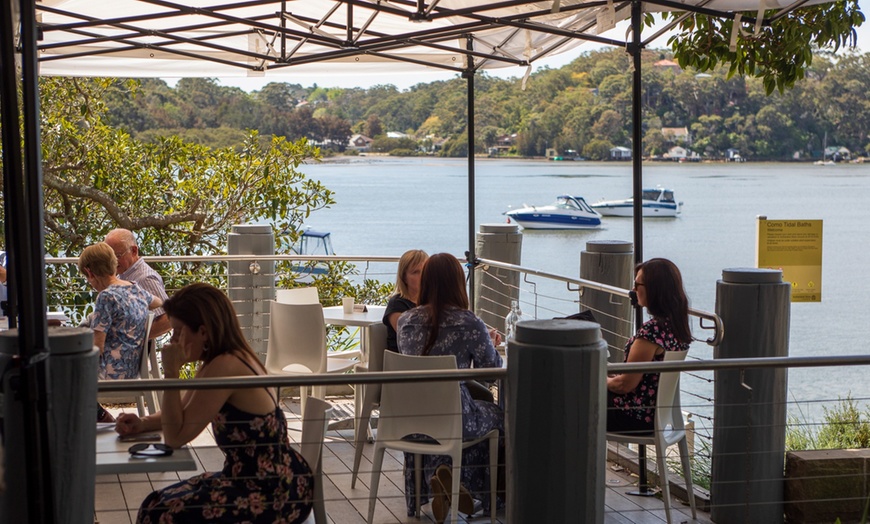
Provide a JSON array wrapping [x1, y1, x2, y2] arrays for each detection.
[[96, 424, 197, 475], [322, 304, 386, 327]]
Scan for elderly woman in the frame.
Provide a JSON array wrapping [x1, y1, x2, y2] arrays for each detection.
[[383, 249, 428, 351], [116, 283, 314, 523], [397, 253, 503, 522], [80, 242, 160, 422], [607, 258, 692, 433]]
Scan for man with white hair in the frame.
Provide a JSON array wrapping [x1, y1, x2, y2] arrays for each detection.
[[104, 228, 171, 337]]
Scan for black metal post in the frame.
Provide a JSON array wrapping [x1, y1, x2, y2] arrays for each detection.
[[626, 0, 654, 499], [1, 1, 56, 522], [464, 36, 476, 303]]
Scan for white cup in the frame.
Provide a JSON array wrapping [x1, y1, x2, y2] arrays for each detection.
[[342, 297, 355, 314]]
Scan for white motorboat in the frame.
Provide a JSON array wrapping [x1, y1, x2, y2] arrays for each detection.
[[591, 187, 682, 217], [505, 195, 602, 230]]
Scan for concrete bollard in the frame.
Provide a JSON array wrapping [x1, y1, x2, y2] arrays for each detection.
[[473, 223, 522, 331], [507, 319, 606, 523], [227, 224, 275, 361], [711, 268, 790, 524], [0, 327, 98, 524], [579, 240, 634, 362]]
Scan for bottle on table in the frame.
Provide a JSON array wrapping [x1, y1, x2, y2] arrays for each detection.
[[504, 299, 524, 341]]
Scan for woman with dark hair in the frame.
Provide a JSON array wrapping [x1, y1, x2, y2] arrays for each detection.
[[397, 253, 503, 521], [383, 249, 428, 351], [607, 258, 692, 433], [115, 283, 314, 524]]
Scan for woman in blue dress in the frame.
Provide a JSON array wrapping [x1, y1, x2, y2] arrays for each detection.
[[397, 253, 503, 521], [115, 283, 314, 523]]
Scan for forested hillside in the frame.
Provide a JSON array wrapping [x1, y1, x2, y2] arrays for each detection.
[[104, 48, 870, 161]]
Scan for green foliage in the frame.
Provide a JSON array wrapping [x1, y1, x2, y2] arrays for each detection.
[[787, 396, 870, 451], [664, 0, 864, 94]]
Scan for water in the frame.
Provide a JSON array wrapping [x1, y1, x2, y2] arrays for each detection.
[[300, 156, 870, 419]]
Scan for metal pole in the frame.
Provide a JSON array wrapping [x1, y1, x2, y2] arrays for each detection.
[[627, 0, 655, 498], [464, 36, 476, 303], [4, 0, 57, 522]]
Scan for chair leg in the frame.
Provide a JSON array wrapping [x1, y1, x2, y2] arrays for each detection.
[[313, 462, 327, 524], [655, 441, 673, 524], [450, 457, 461, 524], [678, 438, 697, 519], [136, 395, 146, 417], [301, 386, 309, 416], [414, 453, 422, 518], [488, 433, 498, 524], [351, 399, 374, 488], [366, 446, 386, 524]]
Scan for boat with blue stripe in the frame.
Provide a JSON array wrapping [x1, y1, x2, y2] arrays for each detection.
[[591, 187, 682, 217], [505, 195, 602, 230]]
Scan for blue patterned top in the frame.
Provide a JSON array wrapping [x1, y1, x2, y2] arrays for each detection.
[[610, 317, 690, 423], [91, 283, 153, 380]]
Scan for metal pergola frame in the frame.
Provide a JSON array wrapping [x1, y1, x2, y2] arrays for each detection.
[[0, 1, 823, 521]]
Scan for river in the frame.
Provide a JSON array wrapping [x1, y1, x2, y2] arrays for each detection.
[[300, 156, 869, 422]]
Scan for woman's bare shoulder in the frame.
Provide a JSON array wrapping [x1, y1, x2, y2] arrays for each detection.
[[198, 352, 260, 377]]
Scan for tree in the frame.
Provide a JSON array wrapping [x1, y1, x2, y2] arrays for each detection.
[[14, 77, 334, 258]]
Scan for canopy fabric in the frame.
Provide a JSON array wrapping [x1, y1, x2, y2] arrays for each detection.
[[34, 0, 831, 78]]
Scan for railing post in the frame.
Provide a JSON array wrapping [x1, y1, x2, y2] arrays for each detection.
[[227, 224, 275, 361], [507, 319, 606, 523], [473, 223, 522, 331], [712, 268, 790, 523], [580, 240, 634, 362], [0, 327, 98, 524]]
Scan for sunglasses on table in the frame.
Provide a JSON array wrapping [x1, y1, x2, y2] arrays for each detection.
[[128, 443, 173, 458]]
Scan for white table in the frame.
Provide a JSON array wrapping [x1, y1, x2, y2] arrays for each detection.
[[95, 425, 197, 475], [322, 305, 386, 364]]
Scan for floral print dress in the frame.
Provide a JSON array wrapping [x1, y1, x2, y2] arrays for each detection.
[[90, 283, 153, 380], [397, 306, 504, 516], [609, 317, 690, 426], [137, 384, 313, 523]]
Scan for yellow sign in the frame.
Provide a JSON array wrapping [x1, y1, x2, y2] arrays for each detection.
[[756, 218, 823, 302]]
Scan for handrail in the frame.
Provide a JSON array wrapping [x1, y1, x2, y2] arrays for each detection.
[[97, 353, 870, 393], [45, 254, 402, 264], [475, 257, 724, 346]]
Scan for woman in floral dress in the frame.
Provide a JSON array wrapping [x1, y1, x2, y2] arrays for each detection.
[[607, 258, 692, 433], [397, 253, 503, 519], [115, 283, 313, 523]]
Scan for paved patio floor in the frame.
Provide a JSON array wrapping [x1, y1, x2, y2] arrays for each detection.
[[94, 399, 709, 524]]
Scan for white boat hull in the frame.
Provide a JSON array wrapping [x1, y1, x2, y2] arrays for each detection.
[[505, 195, 602, 230], [591, 201, 681, 217], [508, 214, 602, 230]]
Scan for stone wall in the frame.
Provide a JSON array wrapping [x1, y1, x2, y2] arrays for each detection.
[[785, 449, 870, 523]]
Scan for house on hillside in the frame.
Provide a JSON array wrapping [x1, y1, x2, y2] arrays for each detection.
[[665, 146, 700, 161], [387, 131, 410, 139], [610, 146, 632, 160], [654, 59, 682, 75], [662, 127, 691, 145], [347, 134, 373, 152]]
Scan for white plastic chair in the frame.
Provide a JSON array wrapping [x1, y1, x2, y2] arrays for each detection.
[[350, 322, 388, 488], [300, 396, 332, 524], [97, 311, 156, 416], [366, 352, 498, 524], [265, 301, 356, 413], [276, 287, 320, 305], [606, 349, 696, 524]]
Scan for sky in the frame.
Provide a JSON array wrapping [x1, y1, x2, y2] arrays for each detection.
[[192, 3, 870, 92]]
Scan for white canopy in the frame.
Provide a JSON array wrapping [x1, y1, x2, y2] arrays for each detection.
[[34, 0, 832, 78]]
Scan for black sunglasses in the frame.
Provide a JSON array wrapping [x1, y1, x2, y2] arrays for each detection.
[[128, 443, 173, 458]]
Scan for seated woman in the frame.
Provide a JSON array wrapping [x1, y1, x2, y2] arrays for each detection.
[[607, 258, 692, 433], [116, 283, 314, 524], [383, 249, 428, 352], [397, 253, 503, 521], [79, 242, 160, 423]]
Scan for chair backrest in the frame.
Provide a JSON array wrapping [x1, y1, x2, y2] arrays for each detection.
[[301, 396, 331, 475], [378, 352, 462, 446], [276, 287, 320, 305], [265, 301, 327, 375], [654, 349, 689, 433], [362, 323, 389, 402], [137, 311, 156, 379]]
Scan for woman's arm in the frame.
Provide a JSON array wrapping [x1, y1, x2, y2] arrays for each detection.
[[386, 311, 402, 332], [93, 330, 106, 354], [607, 338, 661, 394], [470, 315, 502, 368], [159, 346, 234, 448]]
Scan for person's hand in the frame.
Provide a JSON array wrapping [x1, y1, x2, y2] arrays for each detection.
[[488, 328, 502, 347], [115, 413, 143, 436], [159, 342, 187, 377]]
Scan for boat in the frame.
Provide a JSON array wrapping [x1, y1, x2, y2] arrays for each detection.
[[505, 195, 602, 230], [590, 187, 682, 217]]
